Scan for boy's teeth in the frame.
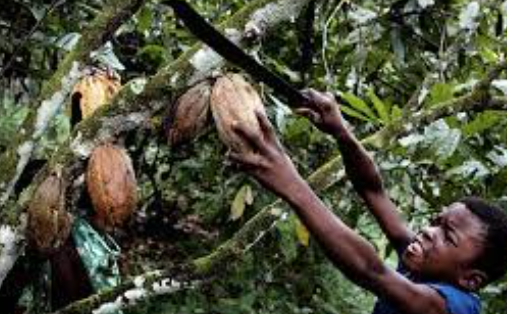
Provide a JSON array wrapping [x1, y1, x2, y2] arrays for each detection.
[[408, 242, 423, 256]]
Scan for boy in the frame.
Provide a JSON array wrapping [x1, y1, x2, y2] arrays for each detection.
[[230, 89, 507, 314]]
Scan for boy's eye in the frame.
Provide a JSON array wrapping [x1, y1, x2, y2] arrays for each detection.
[[444, 230, 458, 246]]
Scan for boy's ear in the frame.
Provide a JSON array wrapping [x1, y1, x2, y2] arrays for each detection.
[[458, 269, 487, 291]]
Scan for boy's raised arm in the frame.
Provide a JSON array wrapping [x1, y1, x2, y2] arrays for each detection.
[[297, 90, 414, 252], [229, 112, 446, 314]]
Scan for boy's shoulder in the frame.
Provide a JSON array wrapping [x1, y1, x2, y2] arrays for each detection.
[[372, 261, 481, 314], [372, 282, 481, 314], [426, 283, 481, 314]]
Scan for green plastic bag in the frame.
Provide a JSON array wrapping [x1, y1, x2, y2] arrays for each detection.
[[72, 218, 121, 292]]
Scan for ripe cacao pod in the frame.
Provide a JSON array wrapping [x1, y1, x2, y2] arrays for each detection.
[[86, 144, 138, 231], [71, 68, 121, 124], [210, 73, 267, 153], [27, 168, 73, 255], [165, 80, 212, 146]]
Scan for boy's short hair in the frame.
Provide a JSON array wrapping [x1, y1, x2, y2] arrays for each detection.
[[460, 196, 507, 283]]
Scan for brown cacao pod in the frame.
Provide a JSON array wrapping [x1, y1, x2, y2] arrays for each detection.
[[27, 168, 73, 255], [165, 80, 212, 146], [210, 73, 267, 153], [86, 144, 138, 231], [71, 68, 121, 122]]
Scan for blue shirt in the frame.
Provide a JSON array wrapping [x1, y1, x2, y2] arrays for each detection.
[[371, 282, 481, 314]]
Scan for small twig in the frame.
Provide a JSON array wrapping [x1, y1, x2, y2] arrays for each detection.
[[321, 0, 347, 87]]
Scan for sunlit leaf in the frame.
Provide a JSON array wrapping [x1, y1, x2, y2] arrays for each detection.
[[295, 218, 310, 247], [427, 83, 454, 107], [230, 185, 253, 221]]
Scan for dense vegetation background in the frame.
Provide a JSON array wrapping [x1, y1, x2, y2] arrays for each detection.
[[1, 0, 506, 313]]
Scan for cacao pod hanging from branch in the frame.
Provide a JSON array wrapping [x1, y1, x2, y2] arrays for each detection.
[[210, 73, 267, 154], [70, 67, 121, 126], [27, 167, 73, 255], [164, 80, 212, 146], [86, 144, 138, 232]]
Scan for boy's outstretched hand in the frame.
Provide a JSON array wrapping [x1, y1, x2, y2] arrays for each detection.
[[298, 89, 346, 135], [229, 111, 304, 198]]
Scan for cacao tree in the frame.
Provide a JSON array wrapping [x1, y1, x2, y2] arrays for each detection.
[[1, 0, 507, 313]]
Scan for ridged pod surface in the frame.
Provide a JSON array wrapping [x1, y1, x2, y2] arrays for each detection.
[[210, 73, 267, 153], [27, 168, 73, 255], [165, 80, 212, 146], [86, 144, 137, 231], [71, 68, 121, 121]]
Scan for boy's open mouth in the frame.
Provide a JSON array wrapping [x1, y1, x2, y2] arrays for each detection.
[[406, 239, 424, 258]]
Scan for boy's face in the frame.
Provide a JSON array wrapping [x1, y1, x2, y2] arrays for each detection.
[[402, 202, 486, 284]]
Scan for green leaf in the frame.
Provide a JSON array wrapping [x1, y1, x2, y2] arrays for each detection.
[[367, 89, 389, 124], [340, 105, 371, 122], [137, 6, 153, 33], [390, 105, 403, 120], [462, 111, 504, 137], [230, 185, 253, 221], [341, 92, 377, 120], [427, 83, 454, 107], [480, 47, 499, 64]]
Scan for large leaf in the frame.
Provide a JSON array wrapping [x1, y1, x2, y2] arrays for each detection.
[[341, 92, 377, 121], [461, 111, 504, 137], [367, 89, 390, 124]]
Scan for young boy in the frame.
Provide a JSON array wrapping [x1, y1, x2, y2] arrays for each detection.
[[230, 89, 507, 314]]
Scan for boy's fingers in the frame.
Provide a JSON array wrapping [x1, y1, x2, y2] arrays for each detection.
[[295, 108, 320, 124], [228, 151, 268, 172], [231, 122, 263, 151], [228, 151, 257, 167], [300, 88, 336, 109], [255, 111, 276, 143]]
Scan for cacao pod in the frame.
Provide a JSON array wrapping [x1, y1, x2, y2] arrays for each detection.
[[210, 73, 267, 153], [165, 80, 211, 146], [27, 168, 73, 255], [71, 68, 121, 124], [86, 144, 138, 231]]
